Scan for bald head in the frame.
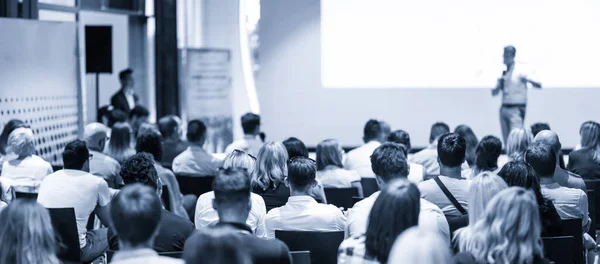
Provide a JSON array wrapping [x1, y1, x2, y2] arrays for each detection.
[[533, 130, 561, 153], [84, 122, 108, 152]]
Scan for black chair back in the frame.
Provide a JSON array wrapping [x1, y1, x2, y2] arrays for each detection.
[[584, 179, 600, 229], [275, 230, 344, 264], [324, 187, 358, 209], [14, 191, 38, 200], [47, 208, 81, 263], [290, 251, 311, 264], [108, 250, 183, 262], [587, 189, 596, 240], [360, 178, 378, 197], [162, 185, 171, 211], [542, 236, 574, 264], [175, 175, 214, 197], [351, 197, 364, 207], [558, 218, 584, 264]]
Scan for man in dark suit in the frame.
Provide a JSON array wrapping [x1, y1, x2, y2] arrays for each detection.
[[110, 68, 138, 114]]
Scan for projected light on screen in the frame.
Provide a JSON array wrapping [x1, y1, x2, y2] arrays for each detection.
[[321, 0, 600, 89]]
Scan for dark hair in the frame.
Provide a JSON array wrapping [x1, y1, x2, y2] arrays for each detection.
[[474, 135, 502, 173], [525, 144, 556, 177], [531, 123, 551, 137], [109, 109, 128, 127], [241, 113, 260, 134], [110, 184, 162, 246], [387, 130, 411, 152], [120, 152, 159, 190], [287, 157, 317, 189], [186, 119, 207, 143], [365, 179, 420, 263], [62, 140, 89, 170], [497, 161, 545, 212], [213, 168, 251, 206], [184, 227, 251, 264], [504, 45, 517, 56], [370, 143, 409, 182], [429, 122, 450, 143], [129, 106, 149, 120], [316, 139, 344, 170], [136, 130, 163, 162], [157, 115, 179, 139], [363, 119, 383, 142], [119, 68, 133, 81], [0, 119, 26, 155], [437, 133, 466, 167], [454, 125, 478, 166], [282, 137, 308, 159]]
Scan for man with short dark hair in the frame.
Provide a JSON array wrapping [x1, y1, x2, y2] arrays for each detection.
[[265, 157, 346, 238], [157, 115, 189, 167], [129, 106, 150, 137], [387, 129, 425, 184], [37, 140, 111, 262], [346, 143, 449, 241], [107, 153, 195, 253], [110, 184, 183, 264], [172, 120, 222, 176], [111, 68, 139, 114], [411, 122, 468, 177], [531, 122, 551, 137], [225, 113, 264, 157], [187, 168, 291, 263], [533, 130, 586, 191], [84, 122, 123, 188], [345, 119, 387, 177]]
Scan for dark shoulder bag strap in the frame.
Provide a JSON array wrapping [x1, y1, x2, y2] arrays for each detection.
[[433, 176, 467, 215]]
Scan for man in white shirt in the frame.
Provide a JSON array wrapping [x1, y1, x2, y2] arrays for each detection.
[[37, 140, 111, 263], [173, 120, 222, 176], [346, 143, 450, 242], [225, 113, 264, 157], [344, 119, 387, 177], [84, 122, 123, 188], [266, 157, 346, 239], [533, 130, 586, 192], [387, 129, 426, 184]]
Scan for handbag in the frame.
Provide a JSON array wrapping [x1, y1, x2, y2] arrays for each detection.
[[433, 177, 469, 235]]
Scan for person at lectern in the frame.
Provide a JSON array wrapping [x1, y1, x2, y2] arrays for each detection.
[[111, 68, 139, 115], [492, 46, 542, 144]]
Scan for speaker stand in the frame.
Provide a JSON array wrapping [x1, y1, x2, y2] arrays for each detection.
[[95, 72, 100, 114]]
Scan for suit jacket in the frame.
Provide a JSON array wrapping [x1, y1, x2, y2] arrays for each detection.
[[110, 90, 138, 114]]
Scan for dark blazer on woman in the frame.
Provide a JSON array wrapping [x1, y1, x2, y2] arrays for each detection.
[[568, 148, 600, 179]]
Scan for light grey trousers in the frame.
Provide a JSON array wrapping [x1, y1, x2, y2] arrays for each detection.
[[500, 105, 526, 144]]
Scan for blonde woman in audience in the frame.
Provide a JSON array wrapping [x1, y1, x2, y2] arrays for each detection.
[[252, 141, 291, 211], [455, 187, 546, 263], [387, 227, 452, 264], [568, 121, 600, 179], [0, 119, 27, 169], [104, 122, 136, 164], [1, 127, 52, 191], [0, 200, 60, 264], [505, 127, 533, 162], [316, 139, 363, 197]]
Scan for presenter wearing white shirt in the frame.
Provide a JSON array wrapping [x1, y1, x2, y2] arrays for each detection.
[[492, 46, 542, 144]]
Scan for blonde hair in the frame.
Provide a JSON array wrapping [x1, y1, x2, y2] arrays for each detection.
[[223, 150, 257, 177], [0, 200, 59, 264], [387, 227, 452, 264], [253, 142, 288, 190], [457, 187, 543, 263], [6, 127, 36, 157], [506, 128, 533, 161], [580, 121, 600, 164], [466, 171, 508, 224]]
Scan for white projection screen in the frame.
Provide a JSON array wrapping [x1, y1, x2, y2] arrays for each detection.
[[321, 0, 600, 89]]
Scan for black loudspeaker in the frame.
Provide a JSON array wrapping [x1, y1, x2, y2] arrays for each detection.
[[85, 26, 113, 73]]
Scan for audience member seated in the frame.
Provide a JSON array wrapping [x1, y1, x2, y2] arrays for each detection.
[[183, 227, 252, 264], [455, 125, 478, 168], [265, 156, 346, 238], [387, 129, 425, 184], [83, 122, 123, 188], [338, 179, 420, 264], [1, 127, 52, 191], [104, 122, 136, 164], [136, 123, 159, 139], [282, 137, 309, 159], [108, 153, 194, 253], [0, 200, 60, 264], [128, 105, 150, 138], [411, 122, 467, 177], [345, 119, 386, 177], [531, 122, 551, 137], [157, 115, 189, 167], [505, 127, 533, 162], [534, 130, 586, 191], [196, 168, 291, 264], [225, 113, 264, 157], [497, 161, 562, 236], [195, 150, 267, 237], [109, 109, 129, 128], [172, 119, 221, 176], [419, 133, 470, 218], [387, 227, 452, 264], [463, 135, 502, 179], [568, 121, 600, 179], [252, 142, 292, 210], [37, 140, 111, 263], [316, 139, 363, 196], [0, 119, 27, 167], [109, 184, 183, 264], [346, 143, 450, 241], [454, 187, 547, 263], [136, 130, 196, 219]]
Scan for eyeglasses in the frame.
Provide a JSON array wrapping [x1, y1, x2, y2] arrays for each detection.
[[88, 154, 94, 161]]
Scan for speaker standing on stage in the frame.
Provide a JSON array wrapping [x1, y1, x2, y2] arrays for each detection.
[[111, 68, 139, 114], [492, 46, 542, 144]]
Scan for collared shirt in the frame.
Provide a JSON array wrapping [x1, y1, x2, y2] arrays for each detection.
[[418, 176, 470, 217], [88, 150, 122, 188], [1, 155, 53, 187], [553, 167, 586, 192], [172, 145, 222, 176], [161, 139, 189, 167], [337, 235, 380, 264], [195, 191, 268, 238], [501, 62, 538, 105], [111, 248, 183, 264], [125, 90, 136, 110], [317, 166, 361, 188], [344, 141, 381, 177], [265, 195, 346, 239], [225, 135, 264, 157], [345, 192, 450, 242], [541, 182, 590, 231]]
